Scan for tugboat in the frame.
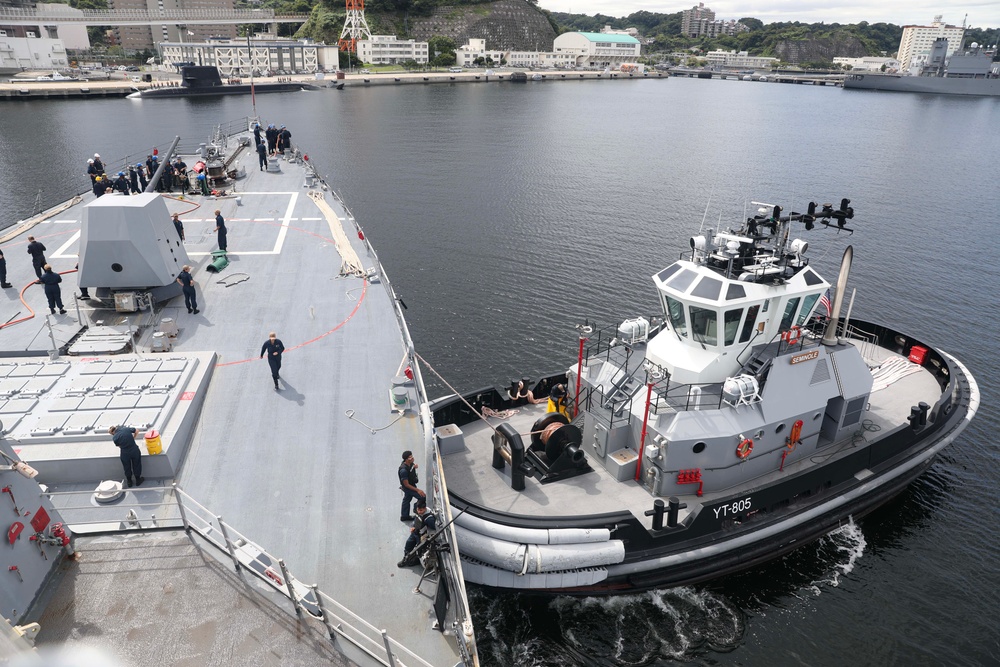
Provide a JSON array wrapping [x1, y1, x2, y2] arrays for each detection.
[[431, 199, 979, 592]]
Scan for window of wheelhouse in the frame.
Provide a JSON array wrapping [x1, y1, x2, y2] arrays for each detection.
[[689, 306, 718, 345], [779, 297, 801, 331], [739, 304, 760, 343], [665, 295, 688, 337], [796, 293, 820, 325], [724, 308, 743, 345]]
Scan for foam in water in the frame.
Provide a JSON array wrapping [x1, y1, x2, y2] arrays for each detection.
[[812, 516, 867, 589]]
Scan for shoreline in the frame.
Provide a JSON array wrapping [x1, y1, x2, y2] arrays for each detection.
[[0, 69, 668, 100]]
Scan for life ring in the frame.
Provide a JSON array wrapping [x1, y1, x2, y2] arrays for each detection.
[[781, 325, 801, 346], [736, 438, 753, 459]]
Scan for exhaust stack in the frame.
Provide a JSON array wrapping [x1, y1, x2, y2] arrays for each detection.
[[822, 245, 853, 346]]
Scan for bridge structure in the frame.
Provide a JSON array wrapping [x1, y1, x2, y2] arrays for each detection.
[[0, 7, 310, 27]]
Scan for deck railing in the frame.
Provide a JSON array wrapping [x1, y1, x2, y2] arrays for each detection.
[[326, 178, 479, 666], [42, 484, 435, 667]]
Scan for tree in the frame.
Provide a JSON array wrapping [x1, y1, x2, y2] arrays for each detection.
[[739, 17, 764, 31], [427, 35, 456, 66]]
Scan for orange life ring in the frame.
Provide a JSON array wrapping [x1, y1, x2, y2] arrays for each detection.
[[781, 325, 801, 346], [736, 438, 753, 459]]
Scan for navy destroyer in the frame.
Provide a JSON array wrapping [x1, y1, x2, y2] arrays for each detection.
[[0, 119, 476, 666], [844, 38, 1000, 96], [431, 200, 979, 592]]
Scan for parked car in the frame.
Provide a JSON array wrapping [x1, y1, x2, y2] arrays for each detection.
[[448, 67, 462, 73]]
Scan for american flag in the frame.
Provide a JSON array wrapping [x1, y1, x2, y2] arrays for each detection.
[[819, 288, 832, 317]]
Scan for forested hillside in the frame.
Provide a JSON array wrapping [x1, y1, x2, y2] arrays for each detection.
[[46, 0, 999, 65]]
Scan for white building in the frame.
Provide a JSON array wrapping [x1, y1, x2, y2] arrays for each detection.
[[159, 36, 339, 75], [453, 38, 503, 68], [357, 35, 428, 65], [833, 56, 899, 72], [552, 32, 641, 69], [897, 16, 964, 72], [601, 25, 638, 38], [704, 50, 776, 69]]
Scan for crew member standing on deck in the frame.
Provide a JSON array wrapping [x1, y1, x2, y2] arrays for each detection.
[[171, 213, 185, 242], [0, 248, 11, 288], [109, 425, 144, 488], [26, 236, 46, 279], [176, 265, 198, 314], [253, 123, 263, 146], [128, 164, 141, 194], [137, 163, 148, 191], [398, 450, 425, 521], [266, 124, 278, 155], [256, 141, 268, 171], [39, 265, 65, 314], [213, 210, 228, 251], [259, 332, 284, 390]]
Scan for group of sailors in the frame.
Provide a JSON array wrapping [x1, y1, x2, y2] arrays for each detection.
[[86, 152, 211, 198], [253, 123, 292, 156]]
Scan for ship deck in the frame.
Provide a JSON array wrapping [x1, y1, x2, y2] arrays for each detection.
[[445, 340, 944, 524], [0, 133, 461, 665]]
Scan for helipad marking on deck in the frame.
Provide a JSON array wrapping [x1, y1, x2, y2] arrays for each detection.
[[302, 217, 322, 221], [51, 230, 81, 259], [180, 391, 195, 400], [53, 219, 78, 224], [184, 193, 296, 257]]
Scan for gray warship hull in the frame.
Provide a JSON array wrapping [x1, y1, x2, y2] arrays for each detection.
[[844, 72, 1000, 96]]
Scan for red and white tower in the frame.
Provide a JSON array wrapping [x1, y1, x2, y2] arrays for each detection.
[[338, 0, 372, 52]]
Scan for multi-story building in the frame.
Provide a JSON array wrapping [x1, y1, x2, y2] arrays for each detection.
[[704, 49, 776, 69], [110, 0, 237, 52], [159, 35, 339, 75], [681, 5, 747, 39], [897, 16, 964, 72], [552, 32, 641, 69], [453, 38, 503, 68], [681, 3, 714, 37], [833, 56, 899, 72], [357, 35, 428, 65]]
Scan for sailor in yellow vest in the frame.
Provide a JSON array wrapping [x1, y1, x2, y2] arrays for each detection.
[[547, 383, 569, 418]]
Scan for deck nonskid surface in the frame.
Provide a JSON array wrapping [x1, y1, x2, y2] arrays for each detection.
[[1, 145, 459, 664]]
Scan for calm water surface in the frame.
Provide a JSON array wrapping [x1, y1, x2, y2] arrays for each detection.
[[1, 78, 997, 665]]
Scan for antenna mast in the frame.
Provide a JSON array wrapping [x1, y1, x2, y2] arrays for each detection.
[[338, 0, 372, 53]]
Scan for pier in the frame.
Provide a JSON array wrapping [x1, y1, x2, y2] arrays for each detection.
[[0, 69, 670, 99]]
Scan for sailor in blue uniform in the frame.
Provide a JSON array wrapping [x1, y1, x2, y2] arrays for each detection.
[[253, 123, 263, 146], [0, 248, 10, 288], [176, 264, 198, 314], [109, 425, 144, 487], [26, 236, 46, 279], [260, 332, 284, 389], [398, 450, 424, 521], [39, 264, 65, 314], [257, 141, 268, 171], [213, 210, 227, 251], [171, 213, 185, 242]]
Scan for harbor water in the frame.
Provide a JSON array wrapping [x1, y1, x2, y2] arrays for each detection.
[[1, 77, 997, 665]]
